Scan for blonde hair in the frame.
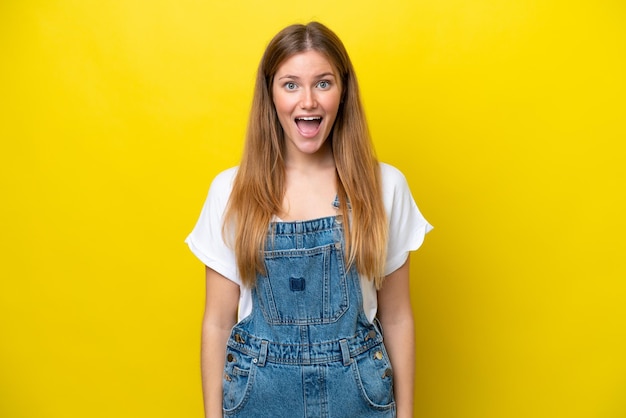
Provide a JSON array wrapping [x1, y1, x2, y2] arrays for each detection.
[[224, 22, 388, 289]]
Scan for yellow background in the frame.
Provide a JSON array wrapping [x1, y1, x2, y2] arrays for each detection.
[[1, 1, 624, 417]]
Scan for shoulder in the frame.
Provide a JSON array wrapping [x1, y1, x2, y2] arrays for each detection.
[[378, 162, 417, 217], [198, 166, 239, 215], [379, 162, 410, 192], [210, 166, 239, 191], [206, 166, 238, 199]]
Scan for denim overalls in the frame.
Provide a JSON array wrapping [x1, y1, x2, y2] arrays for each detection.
[[222, 215, 396, 417]]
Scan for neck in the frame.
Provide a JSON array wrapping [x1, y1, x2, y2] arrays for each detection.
[[284, 142, 335, 172]]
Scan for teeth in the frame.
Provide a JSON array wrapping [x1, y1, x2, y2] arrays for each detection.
[[296, 117, 321, 121]]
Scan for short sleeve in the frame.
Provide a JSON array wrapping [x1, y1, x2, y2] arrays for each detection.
[[185, 167, 241, 286], [381, 163, 433, 276]]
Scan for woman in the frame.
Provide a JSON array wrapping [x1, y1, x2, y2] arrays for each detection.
[[186, 22, 432, 418]]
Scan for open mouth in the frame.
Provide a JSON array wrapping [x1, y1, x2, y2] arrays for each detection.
[[295, 116, 322, 136]]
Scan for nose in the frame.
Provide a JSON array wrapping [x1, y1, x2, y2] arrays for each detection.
[[300, 88, 318, 109]]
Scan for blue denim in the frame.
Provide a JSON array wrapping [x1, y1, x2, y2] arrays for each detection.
[[222, 216, 396, 417]]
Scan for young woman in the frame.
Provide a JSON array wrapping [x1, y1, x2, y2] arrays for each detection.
[[186, 22, 432, 418]]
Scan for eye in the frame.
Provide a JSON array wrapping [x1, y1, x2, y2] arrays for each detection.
[[284, 82, 297, 90], [317, 80, 330, 89]]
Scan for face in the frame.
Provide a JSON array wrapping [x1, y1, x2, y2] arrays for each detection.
[[272, 50, 342, 161]]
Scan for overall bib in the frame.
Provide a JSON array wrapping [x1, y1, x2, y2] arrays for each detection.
[[222, 215, 396, 417]]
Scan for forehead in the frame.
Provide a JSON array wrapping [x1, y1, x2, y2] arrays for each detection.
[[275, 50, 337, 77]]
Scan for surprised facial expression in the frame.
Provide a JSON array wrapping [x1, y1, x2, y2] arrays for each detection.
[[272, 50, 342, 161]]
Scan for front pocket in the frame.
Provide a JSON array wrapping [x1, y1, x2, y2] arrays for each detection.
[[351, 344, 395, 410], [257, 243, 349, 325], [222, 348, 255, 413]]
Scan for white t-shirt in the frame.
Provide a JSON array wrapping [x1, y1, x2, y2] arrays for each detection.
[[186, 163, 433, 323]]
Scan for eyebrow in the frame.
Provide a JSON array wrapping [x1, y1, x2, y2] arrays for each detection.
[[277, 72, 336, 81]]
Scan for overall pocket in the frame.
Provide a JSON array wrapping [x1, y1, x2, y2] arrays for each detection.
[[257, 243, 349, 325], [222, 347, 256, 414], [351, 343, 396, 410]]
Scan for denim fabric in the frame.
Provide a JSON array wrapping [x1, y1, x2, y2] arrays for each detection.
[[222, 216, 396, 417]]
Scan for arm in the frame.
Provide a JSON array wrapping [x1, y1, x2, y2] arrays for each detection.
[[201, 266, 240, 418], [377, 258, 415, 418]]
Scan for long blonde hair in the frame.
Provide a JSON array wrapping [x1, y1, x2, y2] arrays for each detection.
[[224, 22, 388, 289]]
